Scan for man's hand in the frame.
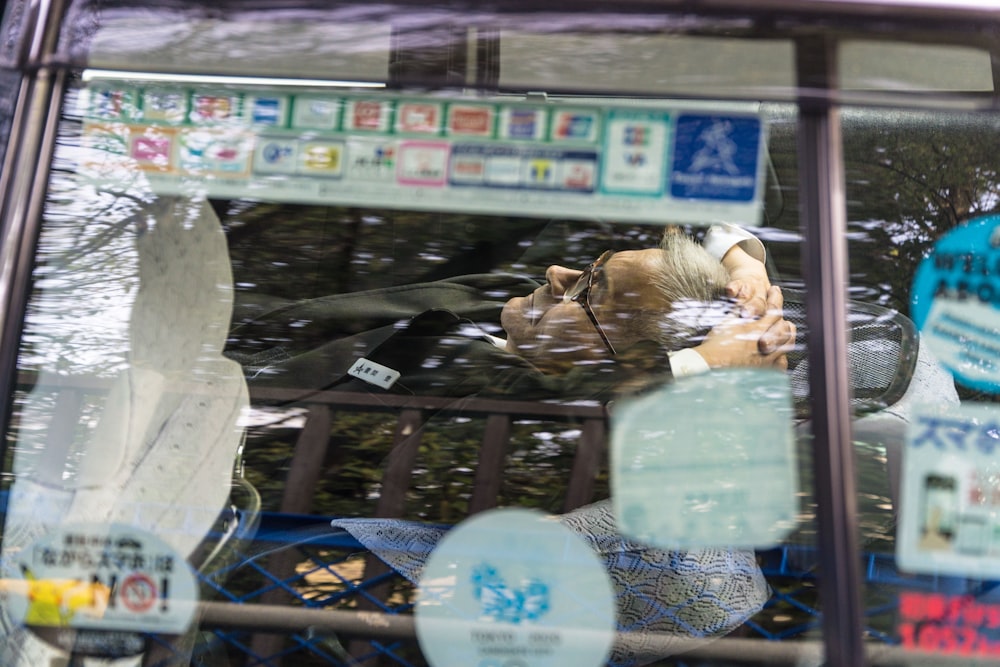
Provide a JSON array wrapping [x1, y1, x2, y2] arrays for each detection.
[[721, 244, 771, 318], [693, 286, 796, 370]]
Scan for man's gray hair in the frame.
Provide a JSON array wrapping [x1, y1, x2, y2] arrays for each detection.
[[630, 230, 732, 350]]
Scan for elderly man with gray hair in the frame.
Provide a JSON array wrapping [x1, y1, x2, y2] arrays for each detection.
[[225, 223, 794, 667], [230, 223, 794, 400]]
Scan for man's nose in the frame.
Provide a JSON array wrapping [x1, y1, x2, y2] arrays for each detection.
[[545, 265, 582, 298]]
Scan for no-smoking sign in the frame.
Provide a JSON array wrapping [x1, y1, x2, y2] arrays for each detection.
[[120, 573, 159, 613], [1, 523, 198, 656]]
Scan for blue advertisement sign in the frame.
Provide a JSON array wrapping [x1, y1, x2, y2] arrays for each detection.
[[911, 214, 1000, 393], [670, 114, 761, 202]]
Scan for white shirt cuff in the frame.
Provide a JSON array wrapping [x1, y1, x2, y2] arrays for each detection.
[[484, 333, 508, 349], [703, 223, 766, 263], [667, 348, 710, 378]]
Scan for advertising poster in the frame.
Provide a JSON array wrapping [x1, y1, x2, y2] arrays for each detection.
[[80, 84, 767, 226], [897, 403, 1000, 578], [911, 214, 1000, 394]]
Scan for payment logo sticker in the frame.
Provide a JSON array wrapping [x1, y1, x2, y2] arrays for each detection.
[[523, 158, 556, 188], [670, 114, 761, 202], [482, 146, 522, 187], [177, 129, 251, 174], [292, 96, 341, 130], [601, 111, 668, 196], [558, 155, 597, 192], [397, 141, 449, 186], [139, 90, 186, 123], [83, 122, 130, 157], [87, 89, 138, 121], [347, 138, 398, 181], [189, 94, 241, 124], [129, 129, 175, 170], [447, 105, 495, 137], [253, 137, 299, 175], [396, 102, 443, 134], [551, 110, 599, 143], [500, 108, 546, 141], [247, 95, 289, 127], [297, 140, 344, 177], [449, 153, 487, 185], [345, 100, 391, 132]]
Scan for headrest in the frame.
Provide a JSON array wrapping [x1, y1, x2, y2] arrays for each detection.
[[781, 288, 920, 417]]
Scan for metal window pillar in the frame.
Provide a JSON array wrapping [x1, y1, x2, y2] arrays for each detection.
[[0, 0, 71, 466], [796, 36, 867, 667]]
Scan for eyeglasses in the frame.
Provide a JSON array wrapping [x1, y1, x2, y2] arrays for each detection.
[[564, 250, 617, 356]]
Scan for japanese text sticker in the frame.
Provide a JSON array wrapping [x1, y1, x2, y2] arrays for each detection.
[[911, 213, 1000, 393]]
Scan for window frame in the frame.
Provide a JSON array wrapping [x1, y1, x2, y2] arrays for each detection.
[[3, 2, 1000, 666]]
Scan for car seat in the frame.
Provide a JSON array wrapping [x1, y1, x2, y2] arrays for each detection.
[[0, 195, 250, 666]]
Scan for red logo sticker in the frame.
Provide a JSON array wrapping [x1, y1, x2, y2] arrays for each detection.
[[398, 104, 440, 133], [352, 102, 385, 130], [449, 107, 492, 136]]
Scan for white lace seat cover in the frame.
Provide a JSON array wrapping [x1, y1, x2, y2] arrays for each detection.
[[0, 197, 248, 666]]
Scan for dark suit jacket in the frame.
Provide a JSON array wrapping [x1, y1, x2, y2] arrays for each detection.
[[226, 273, 675, 403]]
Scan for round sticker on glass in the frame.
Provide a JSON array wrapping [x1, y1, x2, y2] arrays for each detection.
[[1, 523, 198, 657], [911, 214, 1000, 393], [610, 369, 797, 549], [414, 508, 615, 667]]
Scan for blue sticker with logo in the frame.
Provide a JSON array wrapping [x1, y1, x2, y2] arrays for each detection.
[[253, 137, 298, 175], [250, 97, 284, 126], [670, 114, 761, 202], [911, 214, 1000, 393], [414, 508, 614, 667], [506, 109, 541, 139]]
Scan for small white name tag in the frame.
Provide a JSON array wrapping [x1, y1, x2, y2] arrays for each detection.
[[347, 357, 401, 390]]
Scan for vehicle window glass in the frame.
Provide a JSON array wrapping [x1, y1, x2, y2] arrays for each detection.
[[82, 18, 392, 81], [840, 41, 994, 91], [497, 34, 796, 95], [0, 74, 810, 665], [0, 69, 16, 166], [3, 5, 1000, 666], [0, 0, 25, 167], [0, 0, 29, 68]]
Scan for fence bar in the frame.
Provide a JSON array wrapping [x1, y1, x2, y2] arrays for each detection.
[[562, 417, 606, 512], [468, 413, 511, 514], [199, 602, 989, 666]]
